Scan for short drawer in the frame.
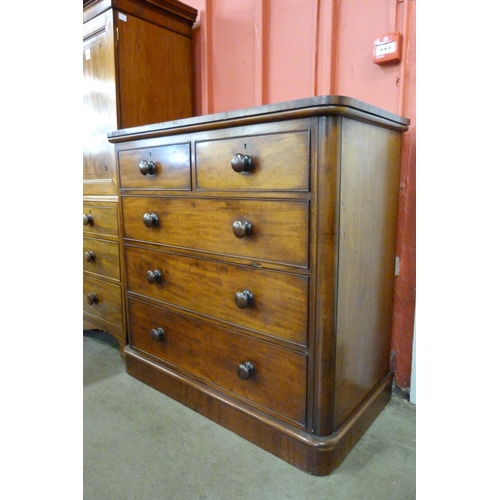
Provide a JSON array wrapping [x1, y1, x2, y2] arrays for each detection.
[[195, 130, 310, 191], [83, 237, 120, 280], [125, 245, 308, 345], [128, 298, 307, 426], [118, 143, 191, 190], [83, 202, 118, 237], [122, 196, 309, 268], [83, 276, 123, 329]]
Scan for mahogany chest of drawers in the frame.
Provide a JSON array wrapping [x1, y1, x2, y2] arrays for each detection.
[[109, 96, 409, 475]]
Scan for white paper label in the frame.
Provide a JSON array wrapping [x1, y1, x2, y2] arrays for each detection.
[[375, 41, 396, 57]]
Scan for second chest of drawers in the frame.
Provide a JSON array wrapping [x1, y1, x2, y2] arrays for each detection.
[[83, 199, 125, 349], [110, 96, 409, 475]]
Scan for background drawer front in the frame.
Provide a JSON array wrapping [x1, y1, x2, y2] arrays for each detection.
[[122, 196, 309, 267], [119, 144, 191, 190], [83, 237, 120, 280], [129, 298, 307, 425], [126, 246, 308, 345], [83, 276, 123, 328], [83, 203, 118, 237], [195, 131, 310, 191]]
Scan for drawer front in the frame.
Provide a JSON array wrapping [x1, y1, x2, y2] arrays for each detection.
[[83, 276, 123, 328], [195, 130, 310, 191], [122, 196, 309, 267], [83, 203, 118, 237], [83, 237, 120, 280], [119, 143, 191, 190], [125, 245, 308, 345], [129, 298, 307, 425]]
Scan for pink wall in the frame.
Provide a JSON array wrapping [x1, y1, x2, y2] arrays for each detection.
[[188, 0, 338, 114], [185, 0, 416, 390]]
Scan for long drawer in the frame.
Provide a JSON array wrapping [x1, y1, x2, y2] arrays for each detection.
[[122, 196, 309, 267], [83, 275, 123, 329], [128, 298, 308, 425], [125, 245, 308, 345], [195, 130, 310, 191], [83, 202, 118, 238], [83, 237, 120, 280]]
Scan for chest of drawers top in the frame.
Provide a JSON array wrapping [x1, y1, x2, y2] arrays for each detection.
[[110, 98, 408, 185], [109, 95, 408, 143]]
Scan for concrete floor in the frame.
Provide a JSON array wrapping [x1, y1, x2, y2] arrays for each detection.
[[83, 330, 416, 500]]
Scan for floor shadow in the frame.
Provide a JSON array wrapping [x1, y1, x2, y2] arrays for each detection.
[[83, 329, 125, 386]]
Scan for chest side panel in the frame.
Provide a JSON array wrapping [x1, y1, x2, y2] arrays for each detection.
[[333, 118, 402, 428]]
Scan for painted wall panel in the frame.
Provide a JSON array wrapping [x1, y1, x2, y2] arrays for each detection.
[[267, 0, 317, 103], [335, 0, 401, 111], [211, 0, 257, 112]]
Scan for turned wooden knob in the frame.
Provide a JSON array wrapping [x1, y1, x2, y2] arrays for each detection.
[[150, 327, 165, 342], [146, 269, 162, 284], [87, 292, 99, 305], [231, 153, 253, 173], [139, 160, 156, 176], [85, 251, 96, 263], [234, 290, 254, 309], [143, 213, 159, 228], [232, 220, 252, 238], [83, 214, 94, 226], [237, 361, 255, 380]]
